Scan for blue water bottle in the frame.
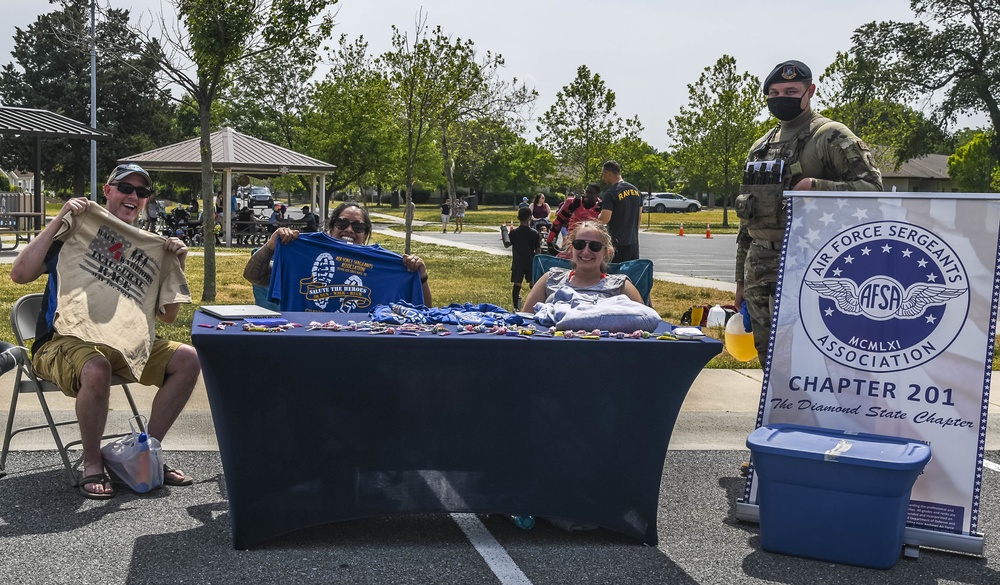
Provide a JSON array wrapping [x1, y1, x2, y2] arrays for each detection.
[[136, 432, 151, 492]]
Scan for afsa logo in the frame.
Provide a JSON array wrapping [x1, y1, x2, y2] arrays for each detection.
[[800, 221, 968, 372]]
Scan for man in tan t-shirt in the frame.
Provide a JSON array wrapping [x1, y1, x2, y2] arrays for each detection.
[[11, 163, 200, 500]]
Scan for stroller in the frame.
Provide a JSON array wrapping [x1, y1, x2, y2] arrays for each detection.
[[530, 217, 552, 239]]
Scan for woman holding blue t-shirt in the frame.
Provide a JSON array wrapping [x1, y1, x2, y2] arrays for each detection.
[[244, 202, 432, 306]]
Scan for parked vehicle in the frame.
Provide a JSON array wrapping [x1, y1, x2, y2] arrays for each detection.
[[642, 193, 702, 213], [245, 186, 274, 209]]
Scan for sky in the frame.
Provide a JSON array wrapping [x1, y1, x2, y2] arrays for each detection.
[[0, 0, 986, 151]]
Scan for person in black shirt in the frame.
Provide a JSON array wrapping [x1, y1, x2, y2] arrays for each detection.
[[439, 199, 451, 233], [235, 205, 255, 245], [300, 205, 319, 232], [597, 160, 642, 262], [504, 206, 541, 310]]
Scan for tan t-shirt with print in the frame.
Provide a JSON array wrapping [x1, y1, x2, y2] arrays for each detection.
[[52, 204, 191, 378]]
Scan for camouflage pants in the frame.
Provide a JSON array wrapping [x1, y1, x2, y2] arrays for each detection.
[[743, 243, 781, 368], [743, 283, 776, 368]]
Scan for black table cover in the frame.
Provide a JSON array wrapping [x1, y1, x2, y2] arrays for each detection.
[[192, 311, 721, 549]]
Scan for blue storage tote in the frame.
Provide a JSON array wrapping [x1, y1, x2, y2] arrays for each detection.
[[747, 423, 931, 569]]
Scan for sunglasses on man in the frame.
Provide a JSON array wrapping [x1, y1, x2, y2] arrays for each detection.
[[332, 218, 368, 233], [112, 182, 153, 199], [571, 239, 604, 252]]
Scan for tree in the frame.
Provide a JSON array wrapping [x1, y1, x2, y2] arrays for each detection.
[[499, 137, 556, 195], [450, 118, 513, 195], [0, 0, 175, 197], [451, 120, 554, 195], [607, 132, 673, 194], [123, 0, 335, 302], [299, 35, 399, 195], [436, 50, 535, 212], [218, 34, 318, 154], [381, 16, 479, 253], [538, 65, 634, 184], [852, 1, 1000, 167], [617, 148, 672, 195], [948, 131, 1000, 192], [817, 50, 950, 169], [668, 55, 764, 227]]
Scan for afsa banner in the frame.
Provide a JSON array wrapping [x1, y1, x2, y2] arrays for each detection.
[[744, 192, 999, 541]]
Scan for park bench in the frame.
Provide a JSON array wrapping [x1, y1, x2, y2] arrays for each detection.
[[0, 192, 45, 251]]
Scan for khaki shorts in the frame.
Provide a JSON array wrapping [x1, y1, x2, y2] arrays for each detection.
[[32, 333, 181, 397]]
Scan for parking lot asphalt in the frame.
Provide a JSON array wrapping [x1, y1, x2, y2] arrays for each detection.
[[3, 365, 1000, 584], [2, 449, 998, 585]]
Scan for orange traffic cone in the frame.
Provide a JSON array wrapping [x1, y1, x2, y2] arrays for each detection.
[[705, 223, 712, 239], [678, 223, 685, 237]]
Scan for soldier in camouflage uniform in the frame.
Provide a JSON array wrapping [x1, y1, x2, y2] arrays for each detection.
[[734, 60, 882, 367]]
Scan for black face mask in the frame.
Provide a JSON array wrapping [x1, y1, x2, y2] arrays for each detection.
[[767, 96, 805, 122]]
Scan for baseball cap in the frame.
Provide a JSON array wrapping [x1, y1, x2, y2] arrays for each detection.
[[762, 60, 812, 94], [106, 163, 151, 187], [522, 197, 529, 202]]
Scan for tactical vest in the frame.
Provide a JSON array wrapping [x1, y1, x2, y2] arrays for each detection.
[[735, 117, 832, 248]]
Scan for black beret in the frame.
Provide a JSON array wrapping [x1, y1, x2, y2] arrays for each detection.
[[762, 60, 812, 94]]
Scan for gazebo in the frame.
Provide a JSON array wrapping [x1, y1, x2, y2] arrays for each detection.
[[118, 127, 335, 246], [0, 105, 112, 232]]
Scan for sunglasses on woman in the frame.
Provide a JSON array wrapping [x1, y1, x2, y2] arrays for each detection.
[[112, 182, 152, 199], [332, 218, 368, 233], [571, 239, 604, 252]]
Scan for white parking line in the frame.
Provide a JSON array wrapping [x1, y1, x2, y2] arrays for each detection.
[[984, 459, 1000, 473], [417, 470, 533, 585], [451, 514, 533, 585]]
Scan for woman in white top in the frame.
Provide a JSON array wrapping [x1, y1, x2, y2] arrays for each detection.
[[521, 220, 642, 312]]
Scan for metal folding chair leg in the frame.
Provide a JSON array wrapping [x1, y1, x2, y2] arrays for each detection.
[[1, 349, 144, 486]]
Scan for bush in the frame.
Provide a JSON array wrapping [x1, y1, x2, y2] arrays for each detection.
[[410, 188, 432, 204], [481, 192, 528, 206]]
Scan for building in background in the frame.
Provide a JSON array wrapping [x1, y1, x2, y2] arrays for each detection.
[[880, 153, 954, 193], [3, 169, 35, 194]]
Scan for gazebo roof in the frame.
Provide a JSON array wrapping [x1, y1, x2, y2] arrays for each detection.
[[118, 127, 334, 175], [0, 105, 111, 140]]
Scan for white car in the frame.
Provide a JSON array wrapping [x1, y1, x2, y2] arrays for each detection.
[[642, 192, 702, 213]]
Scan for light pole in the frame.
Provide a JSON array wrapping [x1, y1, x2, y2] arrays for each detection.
[[89, 0, 97, 201]]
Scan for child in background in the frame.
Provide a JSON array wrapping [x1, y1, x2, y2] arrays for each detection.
[[504, 206, 541, 310]]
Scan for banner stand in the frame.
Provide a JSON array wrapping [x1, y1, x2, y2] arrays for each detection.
[[737, 191, 998, 559]]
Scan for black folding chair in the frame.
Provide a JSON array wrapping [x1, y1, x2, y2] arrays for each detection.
[[1, 293, 143, 485]]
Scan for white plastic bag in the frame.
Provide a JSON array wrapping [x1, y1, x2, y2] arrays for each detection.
[[101, 416, 164, 493]]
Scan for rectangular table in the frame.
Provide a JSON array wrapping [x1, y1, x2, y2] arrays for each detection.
[[192, 311, 722, 549]]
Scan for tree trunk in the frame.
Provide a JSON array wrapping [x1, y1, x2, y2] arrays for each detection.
[[199, 99, 217, 302], [721, 158, 731, 229], [404, 183, 413, 255], [440, 126, 457, 210]]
